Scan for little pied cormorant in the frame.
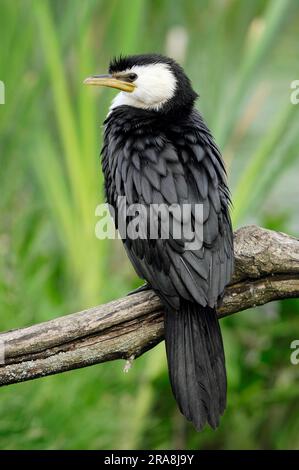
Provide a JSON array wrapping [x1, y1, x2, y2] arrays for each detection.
[[84, 54, 234, 431]]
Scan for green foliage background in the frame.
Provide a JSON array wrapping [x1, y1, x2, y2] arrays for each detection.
[[0, 0, 299, 450]]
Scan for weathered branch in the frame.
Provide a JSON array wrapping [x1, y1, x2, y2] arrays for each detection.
[[1, 225, 299, 387]]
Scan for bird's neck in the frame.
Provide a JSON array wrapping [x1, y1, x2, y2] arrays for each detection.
[[110, 91, 171, 113], [106, 103, 195, 131]]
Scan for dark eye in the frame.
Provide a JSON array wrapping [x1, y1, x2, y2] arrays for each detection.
[[127, 73, 137, 81]]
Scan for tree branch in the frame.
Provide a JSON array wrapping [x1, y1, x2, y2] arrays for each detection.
[[1, 225, 299, 387]]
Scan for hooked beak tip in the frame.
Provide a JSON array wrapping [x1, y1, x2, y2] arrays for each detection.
[[83, 77, 94, 85]]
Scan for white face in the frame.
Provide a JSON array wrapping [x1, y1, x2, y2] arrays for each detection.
[[110, 63, 177, 111]]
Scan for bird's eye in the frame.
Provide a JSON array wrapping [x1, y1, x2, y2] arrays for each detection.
[[127, 73, 137, 81]]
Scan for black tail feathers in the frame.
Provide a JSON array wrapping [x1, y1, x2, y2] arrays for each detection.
[[164, 301, 227, 431]]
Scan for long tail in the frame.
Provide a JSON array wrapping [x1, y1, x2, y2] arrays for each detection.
[[164, 301, 226, 431]]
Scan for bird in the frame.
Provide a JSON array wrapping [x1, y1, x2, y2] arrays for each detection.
[[84, 53, 234, 431]]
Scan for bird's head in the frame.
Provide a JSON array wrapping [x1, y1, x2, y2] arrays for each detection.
[[84, 54, 198, 114]]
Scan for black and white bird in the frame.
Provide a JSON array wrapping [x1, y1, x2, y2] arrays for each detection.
[[84, 54, 234, 431]]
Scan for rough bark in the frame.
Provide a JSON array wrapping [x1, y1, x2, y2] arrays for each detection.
[[0, 225, 299, 387]]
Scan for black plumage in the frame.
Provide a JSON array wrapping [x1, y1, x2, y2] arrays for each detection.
[[98, 54, 234, 431]]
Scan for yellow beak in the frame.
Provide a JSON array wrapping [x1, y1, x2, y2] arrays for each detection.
[[83, 74, 136, 93]]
